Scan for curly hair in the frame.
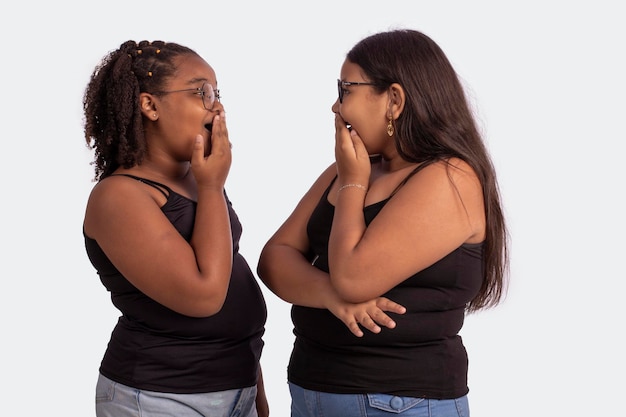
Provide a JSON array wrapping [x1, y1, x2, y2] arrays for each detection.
[[83, 40, 198, 181], [347, 29, 509, 312]]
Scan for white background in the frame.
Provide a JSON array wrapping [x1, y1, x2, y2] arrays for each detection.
[[1, 1, 624, 416]]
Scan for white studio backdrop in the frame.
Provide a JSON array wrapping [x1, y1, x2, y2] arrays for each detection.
[[1, 1, 624, 416]]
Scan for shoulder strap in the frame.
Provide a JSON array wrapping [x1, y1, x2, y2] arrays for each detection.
[[323, 175, 339, 199], [110, 174, 170, 198]]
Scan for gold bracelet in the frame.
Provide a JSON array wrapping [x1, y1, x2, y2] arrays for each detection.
[[337, 183, 368, 193]]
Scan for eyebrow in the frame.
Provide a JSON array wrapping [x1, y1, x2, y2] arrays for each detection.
[[185, 77, 215, 87]]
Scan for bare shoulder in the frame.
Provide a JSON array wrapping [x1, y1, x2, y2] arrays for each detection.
[[301, 162, 338, 201], [397, 157, 485, 230], [409, 158, 485, 242], [84, 175, 163, 237], [445, 157, 480, 181], [426, 157, 477, 177], [317, 163, 339, 187], [87, 175, 151, 210], [411, 158, 481, 190]]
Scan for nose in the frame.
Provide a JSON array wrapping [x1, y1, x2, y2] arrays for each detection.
[[210, 100, 225, 113]]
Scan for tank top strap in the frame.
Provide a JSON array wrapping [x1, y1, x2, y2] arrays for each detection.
[[323, 175, 339, 199], [110, 174, 171, 198]]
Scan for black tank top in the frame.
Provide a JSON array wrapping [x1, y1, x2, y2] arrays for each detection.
[[288, 172, 484, 399], [84, 175, 266, 393]]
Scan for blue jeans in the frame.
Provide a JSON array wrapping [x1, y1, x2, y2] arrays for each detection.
[[289, 382, 469, 417], [96, 373, 258, 417]]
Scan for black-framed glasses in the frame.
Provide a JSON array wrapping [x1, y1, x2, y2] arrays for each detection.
[[152, 82, 220, 110], [337, 79, 376, 103]]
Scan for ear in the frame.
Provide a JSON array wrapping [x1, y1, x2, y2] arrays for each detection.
[[388, 83, 406, 119], [139, 92, 158, 119]]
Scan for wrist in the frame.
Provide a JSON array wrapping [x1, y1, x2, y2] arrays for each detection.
[[337, 183, 368, 193]]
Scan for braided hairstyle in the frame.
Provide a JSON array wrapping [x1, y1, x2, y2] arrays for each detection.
[[347, 30, 509, 312], [83, 40, 198, 181]]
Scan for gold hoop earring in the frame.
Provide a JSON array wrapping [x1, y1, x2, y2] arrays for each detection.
[[386, 115, 394, 137]]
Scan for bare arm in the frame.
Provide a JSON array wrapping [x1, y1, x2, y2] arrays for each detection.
[[329, 121, 486, 303], [255, 366, 269, 417], [257, 164, 405, 336], [84, 113, 234, 317], [257, 164, 344, 308]]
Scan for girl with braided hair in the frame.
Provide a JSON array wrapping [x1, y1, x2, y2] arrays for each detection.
[[83, 40, 268, 417]]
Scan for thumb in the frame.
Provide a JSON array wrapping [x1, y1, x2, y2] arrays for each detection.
[[191, 134, 205, 165]]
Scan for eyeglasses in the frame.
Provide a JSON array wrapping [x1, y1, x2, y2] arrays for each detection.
[[337, 79, 376, 103], [152, 82, 221, 110]]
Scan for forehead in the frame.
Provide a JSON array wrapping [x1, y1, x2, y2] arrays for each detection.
[[340, 60, 366, 81], [171, 53, 217, 86]]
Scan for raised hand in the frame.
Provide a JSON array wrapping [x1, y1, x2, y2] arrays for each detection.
[[191, 111, 232, 190], [334, 113, 370, 186]]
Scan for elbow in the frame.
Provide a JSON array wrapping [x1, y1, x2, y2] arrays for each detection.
[[256, 251, 268, 281], [329, 258, 362, 302], [257, 245, 284, 290], [256, 257, 281, 297], [330, 274, 369, 304], [336, 289, 369, 304], [257, 249, 271, 286], [178, 276, 230, 318], [182, 294, 227, 318]]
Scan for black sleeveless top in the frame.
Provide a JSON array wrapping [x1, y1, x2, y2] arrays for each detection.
[[288, 172, 484, 399], [84, 175, 266, 393]]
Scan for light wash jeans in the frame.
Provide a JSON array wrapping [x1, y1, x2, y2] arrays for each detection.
[[289, 382, 469, 417], [96, 373, 258, 417]]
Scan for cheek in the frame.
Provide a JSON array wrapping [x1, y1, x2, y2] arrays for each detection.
[[339, 106, 362, 129], [358, 120, 391, 154], [345, 111, 381, 138]]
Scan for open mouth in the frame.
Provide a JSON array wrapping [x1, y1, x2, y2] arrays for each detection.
[[203, 124, 213, 155]]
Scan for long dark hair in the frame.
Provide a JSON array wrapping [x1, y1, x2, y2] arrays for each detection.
[[83, 40, 197, 181], [347, 29, 509, 312]]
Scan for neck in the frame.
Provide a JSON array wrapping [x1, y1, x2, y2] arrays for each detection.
[[132, 158, 191, 182], [378, 154, 416, 173]]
